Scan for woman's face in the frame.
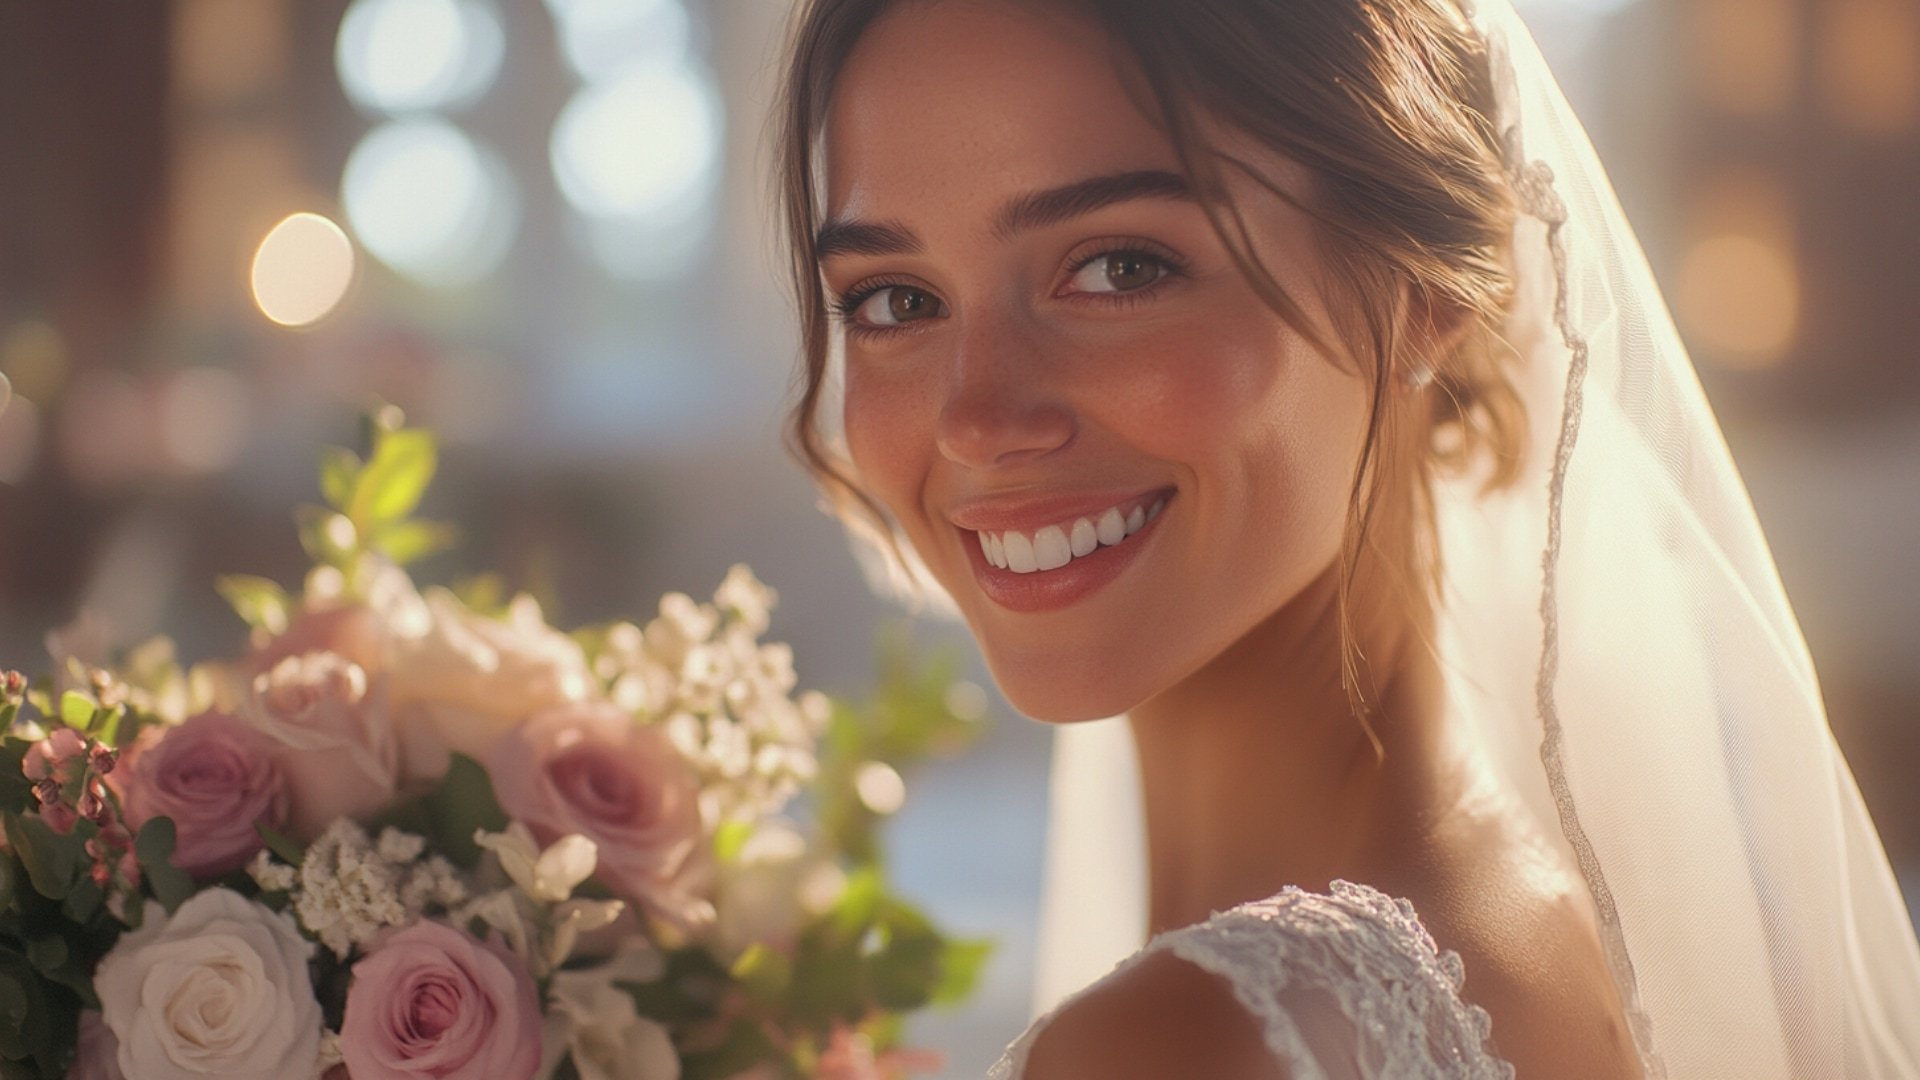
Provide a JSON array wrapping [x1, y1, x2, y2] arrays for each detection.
[[822, 0, 1373, 721]]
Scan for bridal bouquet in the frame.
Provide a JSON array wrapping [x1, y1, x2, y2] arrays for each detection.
[[0, 416, 990, 1080]]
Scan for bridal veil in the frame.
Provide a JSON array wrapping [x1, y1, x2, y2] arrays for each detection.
[[1023, 0, 1920, 1074]]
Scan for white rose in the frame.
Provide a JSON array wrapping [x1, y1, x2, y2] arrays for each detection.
[[95, 889, 323, 1080], [388, 589, 592, 780], [540, 948, 678, 1080]]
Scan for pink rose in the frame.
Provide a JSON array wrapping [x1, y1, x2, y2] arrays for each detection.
[[244, 651, 399, 839], [489, 702, 713, 932], [248, 604, 391, 678], [341, 921, 542, 1080], [117, 710, 289, 879]]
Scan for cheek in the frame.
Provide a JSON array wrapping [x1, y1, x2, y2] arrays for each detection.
[[841, 361, 931, 517]]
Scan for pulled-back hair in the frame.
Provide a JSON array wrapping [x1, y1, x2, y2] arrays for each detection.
[[776, 0, 1526, 729]]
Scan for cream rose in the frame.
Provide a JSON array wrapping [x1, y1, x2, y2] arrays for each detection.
[[388, 590, 592, 781], [93, 889, 322, 1080], [245, 651, 400, 839]]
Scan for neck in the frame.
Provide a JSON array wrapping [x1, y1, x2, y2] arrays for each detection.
[[1125, 561, 1455, 935]]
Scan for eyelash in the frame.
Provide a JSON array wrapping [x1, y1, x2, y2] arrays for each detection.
[[829, 241, 1189, 342]]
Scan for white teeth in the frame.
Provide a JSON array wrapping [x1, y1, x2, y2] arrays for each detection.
[[1003, 531, 1037, 573], [977, 495, 1169, 575], [1069, 517, 1098, 558], [1033, 526, 1071, 571]]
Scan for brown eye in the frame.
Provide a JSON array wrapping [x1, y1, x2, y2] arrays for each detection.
[[1066, 249, 1171, 295], [852, 285, 941, 328]]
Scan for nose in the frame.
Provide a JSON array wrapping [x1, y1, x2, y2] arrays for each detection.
[[933, 320, 1076, 469]]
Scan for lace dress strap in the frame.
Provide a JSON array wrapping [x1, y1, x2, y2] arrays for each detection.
[[988, 879, 1516, 1080]]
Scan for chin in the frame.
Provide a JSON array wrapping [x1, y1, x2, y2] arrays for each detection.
[[977, 641, 1153, 724]]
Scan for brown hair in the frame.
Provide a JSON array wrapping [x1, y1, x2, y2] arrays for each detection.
[[776, 0, 1526, 731]]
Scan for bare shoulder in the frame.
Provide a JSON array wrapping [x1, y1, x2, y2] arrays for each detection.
[[1394, 838, 1645, 1080], [1022, 950, 1291, 1080]]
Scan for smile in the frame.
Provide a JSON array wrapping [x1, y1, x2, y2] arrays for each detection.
[[976, 495, 1164, 573]]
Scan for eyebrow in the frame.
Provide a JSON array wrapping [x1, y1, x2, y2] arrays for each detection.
[[814, 169, 1194, 262]]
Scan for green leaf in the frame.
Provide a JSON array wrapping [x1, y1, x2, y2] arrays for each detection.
[[369, 754, 505, 870], [133, 817, 196, 912], [728, 942, 792, 1005], [931, 938, 994, 1006], [59, 878, 101, 924], [828, 866, 883, 942], [2, 813, 80, 901], [319, 446, 362, 511], [215, 574, 292, 636], [254, 822, 305, 868], [370, 519, 457, 566], [23, 938, 64, 976], [349, 428, 436, 529], [56, 692, 92, 732]]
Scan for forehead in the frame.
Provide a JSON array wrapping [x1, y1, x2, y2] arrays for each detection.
[[822, 0, 1181, 223]]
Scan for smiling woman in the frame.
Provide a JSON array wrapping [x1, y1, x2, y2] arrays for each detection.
[[773, 0, 1920, 1077]]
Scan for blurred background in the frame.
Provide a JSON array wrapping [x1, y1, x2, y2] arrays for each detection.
[[0, 0, 1914, 1074]]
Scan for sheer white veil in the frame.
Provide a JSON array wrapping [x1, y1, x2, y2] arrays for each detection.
[[1024, 0, 1920, 1074]]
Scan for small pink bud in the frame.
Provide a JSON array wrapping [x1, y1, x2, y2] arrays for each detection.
[[78, 787, 106, 823], [21, 746, 51, 782], [90, 861, 112, 887], [33, 777, 62, 806], [1, 670, 24, 698], [99, 823, 132, 851], [41, 801, 78, 834], [118, 850, 141, 889], [88, 745, 118, 775]]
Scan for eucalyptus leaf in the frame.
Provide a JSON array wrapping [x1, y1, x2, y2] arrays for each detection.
[[56, 693, 91, 733], [2, 813, 80, 901], [133, 818, 195, 913]]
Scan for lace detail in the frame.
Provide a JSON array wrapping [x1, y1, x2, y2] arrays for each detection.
[[988, 880, 1515, 1079]]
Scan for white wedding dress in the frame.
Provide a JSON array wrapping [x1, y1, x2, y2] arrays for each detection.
[[988, 880, 1515, 1079]]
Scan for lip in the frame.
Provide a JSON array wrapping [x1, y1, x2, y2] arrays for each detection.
[[948, 485, 1174, 533], [957, 490, 1173, 614]]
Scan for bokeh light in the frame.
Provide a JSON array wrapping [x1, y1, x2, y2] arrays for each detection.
[[336, 0, 504, 115], [551, 62, 721, 222], [1678, 234, 1801, 369], [1818, 0, 1920, 135], [251, 212, 357, 327], [157, 367, 250, 475], [342, 118, 519, 288], [546, 0, 692, 83], [1692, 0, 1799, 116]]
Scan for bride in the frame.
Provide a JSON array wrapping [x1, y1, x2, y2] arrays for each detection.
[[771, 0, 1920, 1075]]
